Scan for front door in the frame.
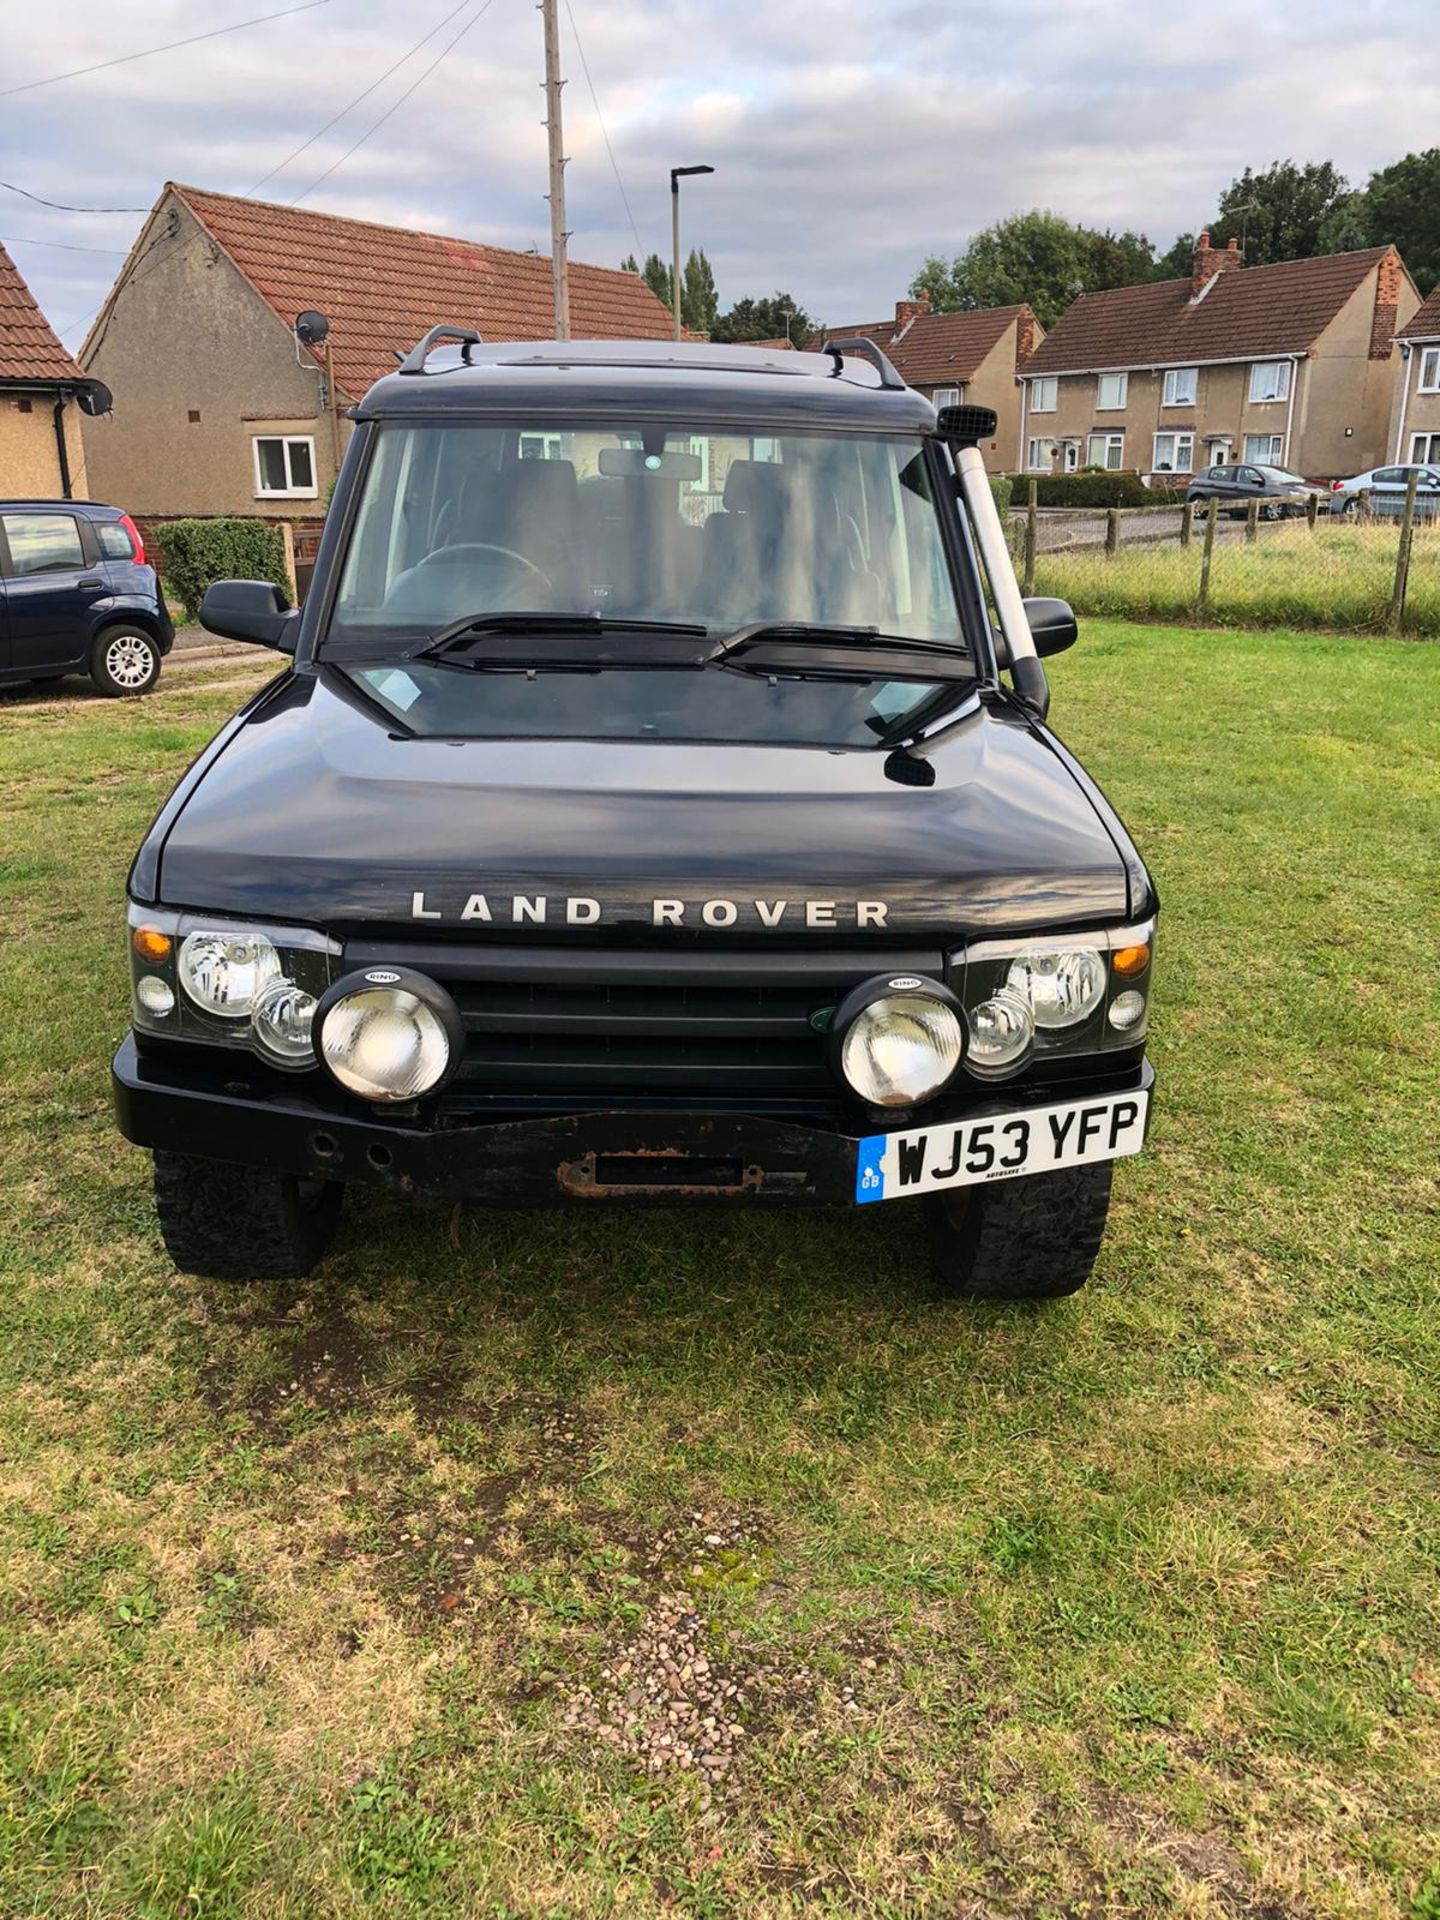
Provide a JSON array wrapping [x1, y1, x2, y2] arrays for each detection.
[[1062, 442, 1080, 473], [0, 510, 106, 674]]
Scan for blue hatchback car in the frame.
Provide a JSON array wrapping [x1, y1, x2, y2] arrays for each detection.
[[0, 499, 174, 697]]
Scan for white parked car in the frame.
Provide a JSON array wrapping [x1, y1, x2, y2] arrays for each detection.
[[1329, 464, 1440, 517]]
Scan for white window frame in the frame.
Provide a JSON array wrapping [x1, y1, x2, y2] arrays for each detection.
[[252, 434, 318, 499], [1243, 433, 1285, 464], [1026, 436, 1058, 471], [1419, 347, 1440, 394], [688, 434, 711, 492], [1162, 367, 1197, 407], [1151, 431, 1194, 474], [1248, 360, 1291, 404], [1086, 432, 1124, 471], [1029, 376, 1057, 413], [931, 386, 961, 409], [1409, 431, 1440, 464], [1096, 371, 1128, 411]]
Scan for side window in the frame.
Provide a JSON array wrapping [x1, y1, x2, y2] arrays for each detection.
[[1, 512, 85, 577], [96, 522, 134, 559]]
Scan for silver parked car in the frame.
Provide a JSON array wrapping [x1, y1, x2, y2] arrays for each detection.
[[1329, 464, 1440, 517]]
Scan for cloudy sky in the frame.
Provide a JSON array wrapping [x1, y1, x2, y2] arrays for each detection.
[[4, 0, 1439, 348]]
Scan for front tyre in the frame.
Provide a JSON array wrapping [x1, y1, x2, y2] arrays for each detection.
[[153, 1151, 342, 1280], [923, 1162, 1113, 1301], [92, 625, 160, 697]]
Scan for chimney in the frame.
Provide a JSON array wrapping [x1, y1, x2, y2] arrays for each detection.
[[1191, 231, 1242, 300], [894, 288, 931, 333], [1371, 246, 1403, 360], [1015, 305, 1039, 368]]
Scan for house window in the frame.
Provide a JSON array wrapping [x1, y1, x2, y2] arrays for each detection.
[[931, 386, 961, 409], [1419, 348, 1440, 393], [1086, 432, 1124, 470], [1096, 372, 1128, 410], [1248, 360, 1290, 404], [1410, 432, 1440, 464], [1243, 433, 1285, 464], [1162, 367, 1197, 407], [253, 435, 317, 498], [1026, 437, 1058, 471], [1029, 377, 1057, 413], [1152, 432, 1194, 473]]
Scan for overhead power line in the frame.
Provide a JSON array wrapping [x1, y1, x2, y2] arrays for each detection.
[[0, 179, 147, 215], [292, 0, 500, 203], [563, 0, 641, 255], [248, 0, 474, 195], [0, 233, 130, 256], [0, 1, 331, 102]]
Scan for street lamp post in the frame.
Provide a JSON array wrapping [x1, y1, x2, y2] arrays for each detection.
[[670, 164, 714, 341]]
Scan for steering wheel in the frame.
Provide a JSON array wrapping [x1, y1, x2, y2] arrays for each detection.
[[413, 541, 554, 597]]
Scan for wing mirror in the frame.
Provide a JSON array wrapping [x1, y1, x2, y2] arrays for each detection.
[[200, 579, 300, 654], [990, 598, 1077, 672]]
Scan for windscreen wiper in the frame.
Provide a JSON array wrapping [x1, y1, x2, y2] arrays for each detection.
[[408, 611, 709, 664], [712, 621, 974, 681]]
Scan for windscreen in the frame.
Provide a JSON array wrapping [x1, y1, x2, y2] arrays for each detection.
[[330, 421, 962, 644]]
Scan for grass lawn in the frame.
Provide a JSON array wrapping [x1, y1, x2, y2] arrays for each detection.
[[1, 625, 1437, 1918], [1034, 519, 1440, 638]]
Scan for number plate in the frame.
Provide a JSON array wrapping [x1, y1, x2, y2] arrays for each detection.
[[854, 1089, 1150, 1204]]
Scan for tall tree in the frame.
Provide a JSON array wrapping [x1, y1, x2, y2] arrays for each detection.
[[624, 252, 674, 311], [1339, 147, 1440, 290], [1202, 160, 1349, 266], [682, 248, 718, 335], [909, 211, 1157, 328], [711, 292, 816, 345]]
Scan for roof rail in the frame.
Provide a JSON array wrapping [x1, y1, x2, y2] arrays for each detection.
[[817, 335, 905, 391], [397, 323, 484, 376]]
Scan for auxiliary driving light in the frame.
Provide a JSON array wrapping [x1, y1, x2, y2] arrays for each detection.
[[828, 975, 964, 1108], [314, 968, 464, 1103]]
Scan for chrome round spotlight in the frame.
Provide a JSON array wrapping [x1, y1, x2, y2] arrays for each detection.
[[315, 968, 463, 1103], [828, 974, 965, 1108]]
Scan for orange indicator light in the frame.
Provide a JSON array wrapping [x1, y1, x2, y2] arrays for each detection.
[[1112, 943, 1150, 977], [133, 926, 173, 964]]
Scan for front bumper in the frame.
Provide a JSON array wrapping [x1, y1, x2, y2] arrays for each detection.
[[113, 1035, 1154, 1208]]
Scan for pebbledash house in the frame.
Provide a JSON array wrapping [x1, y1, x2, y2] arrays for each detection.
[[1389, 282, 1440, 466], [1016, 235, 1419, 481]]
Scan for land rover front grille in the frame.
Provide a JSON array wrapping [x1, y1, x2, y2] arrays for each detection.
[[339, 940, 947, 1106]]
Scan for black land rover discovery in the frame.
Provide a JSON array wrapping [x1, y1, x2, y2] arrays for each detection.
[[112, 332, 1156, 1300]]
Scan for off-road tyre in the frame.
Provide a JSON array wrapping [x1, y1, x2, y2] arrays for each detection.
[[153, 1150, 342, 1280], [923, 1162, 1113, 1301], [91, 624, 160, 697]]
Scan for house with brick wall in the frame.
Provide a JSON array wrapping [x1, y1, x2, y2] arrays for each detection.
[[78, 183, 675, 521], [1388, 285, 1440, 466], [819, 294, 1042, 473], [1017, 235, 1418, 481], [0, 243, 91, 499]]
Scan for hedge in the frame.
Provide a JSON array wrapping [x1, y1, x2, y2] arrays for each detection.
[[1003, 471, 1188, 509], [150, 518, 291, 623]]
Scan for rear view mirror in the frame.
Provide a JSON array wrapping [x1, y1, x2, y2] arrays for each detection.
[[200, 579, 300, 654], [1022, 596, 1078, 659], [597, 448, 703, 481]]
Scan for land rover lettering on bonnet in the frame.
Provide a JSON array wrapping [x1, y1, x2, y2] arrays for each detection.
[[112, 335, 1156, 1301]]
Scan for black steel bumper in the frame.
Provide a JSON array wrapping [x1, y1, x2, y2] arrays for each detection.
[[112, 1035, 1154, 1209]]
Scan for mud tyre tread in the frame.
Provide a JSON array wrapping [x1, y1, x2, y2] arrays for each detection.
[[923, 1161, 1113, 1301], [153, 1150, 341, 1281]]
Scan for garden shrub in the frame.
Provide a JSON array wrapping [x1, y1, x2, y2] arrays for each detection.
[[150, 518, 291, 622], [1003, 472, 1187, 509]]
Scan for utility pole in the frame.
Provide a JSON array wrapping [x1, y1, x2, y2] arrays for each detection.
[[540, 0, 570, 340]]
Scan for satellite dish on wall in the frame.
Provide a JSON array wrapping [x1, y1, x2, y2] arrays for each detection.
[[295, 309, 330, 347], [75, 379, 113, 417]]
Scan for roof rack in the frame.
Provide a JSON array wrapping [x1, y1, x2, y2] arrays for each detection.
[[816, 336, 905, 391], [397, 323, 484, 375]]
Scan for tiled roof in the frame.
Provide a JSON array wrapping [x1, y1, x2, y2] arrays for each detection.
[[820, 305, 1029, 385], [0, 243, 83, 384], [1024, 247, 1396, 376], [170, 184, 674, 397], [1400, 286, 1440, 340]]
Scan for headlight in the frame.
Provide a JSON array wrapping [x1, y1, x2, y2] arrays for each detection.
[[830, 975, 964, 1107], [967, 989, 1034, 1074], [316, 969, 463, 1103], [179, 929, 281, 1018], [252, 978, 319, 1063], [1005, 948, 1106, 1029]]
